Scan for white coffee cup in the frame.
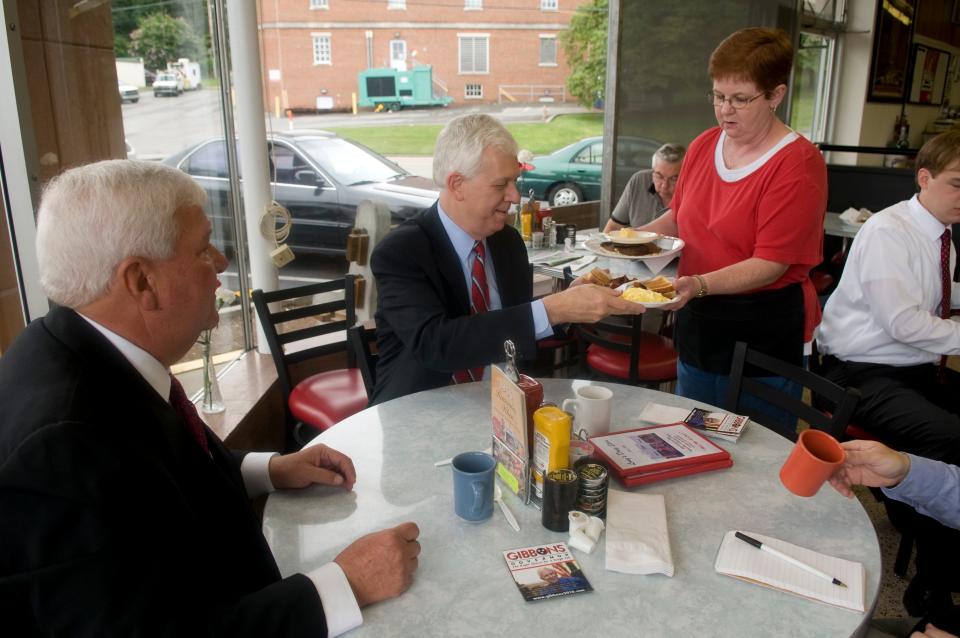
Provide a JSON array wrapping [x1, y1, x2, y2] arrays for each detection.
[[562, 385, 613, 439]]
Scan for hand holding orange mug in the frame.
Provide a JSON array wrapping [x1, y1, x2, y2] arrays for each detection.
[[780, 429, 846, 497]]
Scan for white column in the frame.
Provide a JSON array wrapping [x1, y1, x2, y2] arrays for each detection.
[[226, 0, 277, 354]]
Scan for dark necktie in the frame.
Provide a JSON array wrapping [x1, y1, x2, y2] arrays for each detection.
[[169, 374, 211, 454], [939, 229, 951, 380], [452, 241, 490, 384]]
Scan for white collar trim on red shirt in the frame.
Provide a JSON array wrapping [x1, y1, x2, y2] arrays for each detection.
[[714, 130, 799, 183]]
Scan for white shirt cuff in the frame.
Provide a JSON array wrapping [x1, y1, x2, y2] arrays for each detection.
[[308, 562, 363, 637], [239, 452, 279, 498]]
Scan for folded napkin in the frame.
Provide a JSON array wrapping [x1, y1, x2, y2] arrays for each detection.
[[642, 253, 677, 276], [605, 491, 674, 577], [839, 207, 872, 225]]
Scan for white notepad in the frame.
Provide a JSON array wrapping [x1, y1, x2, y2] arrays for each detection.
[[714, 530, 865, 612]]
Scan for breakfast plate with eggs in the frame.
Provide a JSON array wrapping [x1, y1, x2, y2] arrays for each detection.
[[603, 228, 660, 244], [614, 275, 677, 308]]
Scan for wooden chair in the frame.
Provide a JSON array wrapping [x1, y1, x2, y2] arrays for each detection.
[[576, 314, 677, 388], [252, 276, 367, 448], [347, 324, 378, 400], [725, 340, 860, 441]]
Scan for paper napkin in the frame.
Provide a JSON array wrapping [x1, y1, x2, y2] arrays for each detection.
[[605, 491, 674, 577]]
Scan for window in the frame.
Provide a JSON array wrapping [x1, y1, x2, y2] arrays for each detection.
[[540, 0, 558, 10], [390, 40, 407, 68], [789, 32, 835, 143], [184, 141, 229, 179], [312, 34, 332, 65], [458, 35, 489, 74], [465, 0, 482, 8], [465, 83, 483, 99], [573, 142, 603, 165], [388, 0, 406, 8], [309, 0, 328, 8], [539, 36, 557, 66]]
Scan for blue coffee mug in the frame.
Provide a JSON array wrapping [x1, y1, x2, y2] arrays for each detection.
[[452, 452, 496, 521]]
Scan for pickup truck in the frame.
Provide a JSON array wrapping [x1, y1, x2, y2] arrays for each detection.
[[153, 72, 184, 97]]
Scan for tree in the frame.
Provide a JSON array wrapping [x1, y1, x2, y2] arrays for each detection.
[[561, 0, 608, 108], [129, 12, 203, 73]]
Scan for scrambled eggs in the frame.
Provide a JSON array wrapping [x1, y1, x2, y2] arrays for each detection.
[[621, 287, 670, 304]]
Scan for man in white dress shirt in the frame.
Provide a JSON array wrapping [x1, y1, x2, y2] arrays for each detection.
[[817, 131, 960, 617], [817, 131, 960, 466]]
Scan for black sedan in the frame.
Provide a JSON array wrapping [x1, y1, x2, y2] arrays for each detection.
[[164, 130, 440, 257]]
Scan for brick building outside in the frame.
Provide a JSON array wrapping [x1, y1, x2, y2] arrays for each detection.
[[258, 0, 591, 111]]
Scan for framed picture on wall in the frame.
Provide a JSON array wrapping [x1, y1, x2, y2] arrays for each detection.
[[908, 44, 951, 105], [867, 0, 915, 102]]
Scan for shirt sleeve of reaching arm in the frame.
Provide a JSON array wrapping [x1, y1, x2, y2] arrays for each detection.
[[307, 562, 363, 637], [239, 452, 279, 498], [883, 454, 960, 530], [532, 299, 554, 340]]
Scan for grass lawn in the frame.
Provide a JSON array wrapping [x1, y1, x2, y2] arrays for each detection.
[[328, 112, 604, 156]]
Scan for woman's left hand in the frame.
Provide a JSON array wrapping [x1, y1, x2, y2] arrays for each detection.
[[663, 275, 699, 311]]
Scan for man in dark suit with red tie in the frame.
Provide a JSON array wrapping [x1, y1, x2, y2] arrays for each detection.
[[371, 113, 644, 404], [0, 160, 420, 636], [817, 131, 960, 618]]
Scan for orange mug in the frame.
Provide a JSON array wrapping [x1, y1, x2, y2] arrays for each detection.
[[779, 429, 846, 497]]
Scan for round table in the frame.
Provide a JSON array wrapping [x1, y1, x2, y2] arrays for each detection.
[[263, 379, 880, 637]]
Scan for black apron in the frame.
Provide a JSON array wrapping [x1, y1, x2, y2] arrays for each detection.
[[675, 283, 804, 375]]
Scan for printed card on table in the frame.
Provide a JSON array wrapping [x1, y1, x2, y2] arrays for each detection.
[[491, 365, 530, 499]]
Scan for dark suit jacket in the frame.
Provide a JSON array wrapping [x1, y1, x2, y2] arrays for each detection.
[[0, 307, 326, 637], [371, 203, 539, 404]]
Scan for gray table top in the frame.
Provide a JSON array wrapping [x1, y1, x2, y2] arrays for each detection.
[[263, 379, 880, 638], [824, 212, 862, 239]]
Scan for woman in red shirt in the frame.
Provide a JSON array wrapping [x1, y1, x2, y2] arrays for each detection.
[[639, 27, 826, 429]]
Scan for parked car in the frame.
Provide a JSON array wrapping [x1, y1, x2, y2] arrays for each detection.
[[118, 83, 139, 104], [153, 72, 183, 97], [163, 130, 440, 257], [522, 136, 663, 207]]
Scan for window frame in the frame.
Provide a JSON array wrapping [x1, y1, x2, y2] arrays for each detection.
[[540, 0, 559, 11], [458, 34, 490, 75], [387, 0, 406, 9], [312, 33, 332, 66], [464, 0, 483, 9], [309, 0, 329, 9], [464, 83, 483, 99], [539, 35, 558, 67]]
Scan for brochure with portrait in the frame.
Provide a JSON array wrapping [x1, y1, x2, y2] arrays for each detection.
[[637, 402, 748, 442], [490, 365, 530, 501], [589, 423, 733, 486], [502, 542, 593, 602]]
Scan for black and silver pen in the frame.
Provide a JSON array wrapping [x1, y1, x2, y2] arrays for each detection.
[[735, 532, 847, 588]]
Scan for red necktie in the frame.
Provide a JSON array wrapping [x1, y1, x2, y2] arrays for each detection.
[[939, 229, 951, 380], [452, 241, 490, 384], [169, 375, 211, 453]]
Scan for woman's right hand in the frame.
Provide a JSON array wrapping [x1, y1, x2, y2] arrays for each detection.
[[662, 275, 699, 312]]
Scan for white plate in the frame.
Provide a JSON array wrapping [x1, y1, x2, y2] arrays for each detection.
[[614, 281, 675, 307], [604, 230, 659, 245], [584, 235, 685, 261]]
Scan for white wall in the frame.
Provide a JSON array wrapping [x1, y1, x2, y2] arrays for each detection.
[[832, 0, 960, 166]]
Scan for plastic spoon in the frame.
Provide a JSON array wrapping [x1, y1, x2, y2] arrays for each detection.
[[494, 484, 520, 532]]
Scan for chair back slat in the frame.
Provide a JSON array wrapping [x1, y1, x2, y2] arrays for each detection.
[[252, 275, 357, 400], [725, 341, 861, 441], [276, 320, 350, 346], [347, 325, 378, 399], [577, 314, 675, 386]]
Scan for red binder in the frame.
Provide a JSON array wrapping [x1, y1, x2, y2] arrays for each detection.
[[588, 422, 733, 487]]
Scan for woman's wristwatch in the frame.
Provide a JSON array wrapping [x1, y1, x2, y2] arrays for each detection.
[[693, 274, 709, 298]]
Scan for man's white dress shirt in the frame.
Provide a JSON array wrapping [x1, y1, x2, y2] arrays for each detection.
[[817, 195, 960, 365]]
